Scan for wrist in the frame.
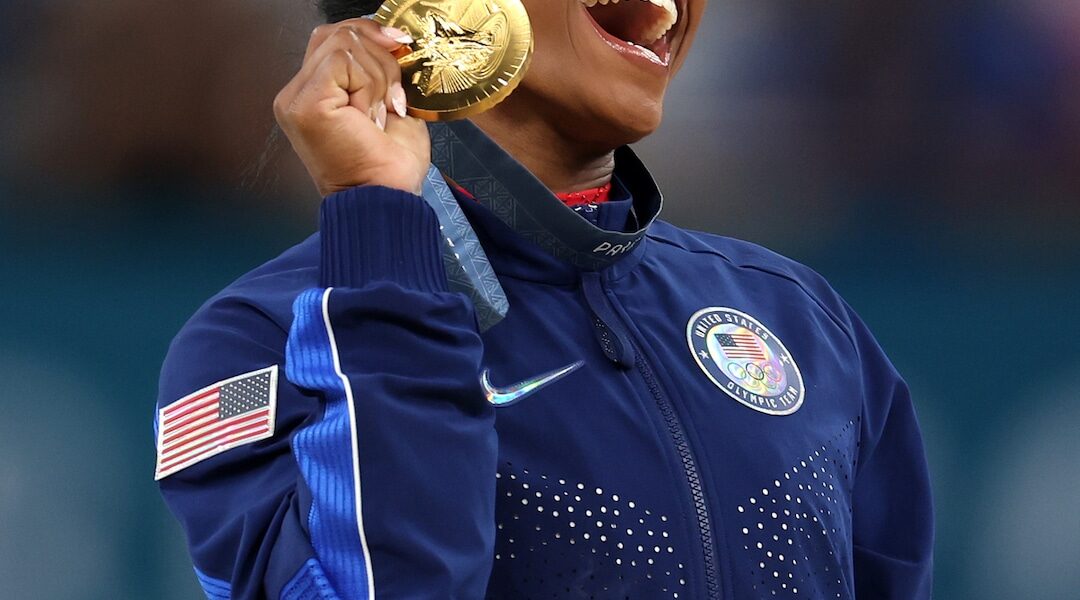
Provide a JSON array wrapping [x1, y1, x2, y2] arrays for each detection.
[[319, 186, 448, 291], [318, 177, 424, 198]]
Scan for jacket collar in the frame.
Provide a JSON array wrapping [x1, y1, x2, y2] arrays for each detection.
[[429, 120, 663, 272]]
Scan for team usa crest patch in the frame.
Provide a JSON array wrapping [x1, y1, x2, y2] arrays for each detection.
[[687, 308, 804, 416]]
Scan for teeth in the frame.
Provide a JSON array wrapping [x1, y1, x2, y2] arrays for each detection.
[[579, 0, 679, 44]]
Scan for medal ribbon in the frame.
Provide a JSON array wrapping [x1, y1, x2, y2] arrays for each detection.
[[427, 120, 664, 272], [419, 165, 509, 332]]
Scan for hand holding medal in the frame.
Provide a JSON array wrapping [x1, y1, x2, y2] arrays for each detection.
[[274, 0, 532, 195], [273, 18, 429, 195]]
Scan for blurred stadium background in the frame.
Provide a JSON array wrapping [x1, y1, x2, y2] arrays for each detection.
[[1, 1, 1078, 598]]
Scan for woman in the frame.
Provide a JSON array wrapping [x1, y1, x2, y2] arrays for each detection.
[[155, 0, 934, 598]]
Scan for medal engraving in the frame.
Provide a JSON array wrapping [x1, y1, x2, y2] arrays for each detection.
[[374, 0, 533, 121]]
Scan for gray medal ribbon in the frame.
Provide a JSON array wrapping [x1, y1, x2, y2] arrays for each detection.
[[421, 120, 665, 330], [420, 164, 509, 332], [428, 120, 664, 271]]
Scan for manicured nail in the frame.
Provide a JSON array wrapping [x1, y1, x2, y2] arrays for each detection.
[[391, 83, 408, 118], [376, 101, 387, 131], [380, 26, 413, 45]]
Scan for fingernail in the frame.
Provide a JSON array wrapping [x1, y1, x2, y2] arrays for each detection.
[[391, 83, 408, 118], [380, 26, 413, 45], [376, 101, 387, 131]]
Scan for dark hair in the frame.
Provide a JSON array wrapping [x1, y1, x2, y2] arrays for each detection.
[[319, 0, 382, 22]]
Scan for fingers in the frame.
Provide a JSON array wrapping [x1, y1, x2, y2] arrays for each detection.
[[281, 49, 377, 132], [384, 111, 430, 158], [354, 28, 410, 118], [273, 18, 430, 195], [343, 32, 393, 123], [305, 19, 412, 62], [286, 20, 411, 125]]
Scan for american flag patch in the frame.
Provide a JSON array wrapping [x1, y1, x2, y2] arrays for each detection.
[[716, 332, 767, 361], [155, 366, 278, 480]]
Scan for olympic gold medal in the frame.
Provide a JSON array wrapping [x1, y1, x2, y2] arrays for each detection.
[[372, 0, 533, 121]]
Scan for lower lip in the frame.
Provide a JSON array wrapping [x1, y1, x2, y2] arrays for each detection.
[[580, 4, 673, 70]]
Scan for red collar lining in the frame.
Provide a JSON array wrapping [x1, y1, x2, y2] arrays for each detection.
[[447, 177, 612, 207], [555, 183, 612, 207]]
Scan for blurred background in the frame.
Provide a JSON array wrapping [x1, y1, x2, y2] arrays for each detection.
[[1, 0, 1077, 598]]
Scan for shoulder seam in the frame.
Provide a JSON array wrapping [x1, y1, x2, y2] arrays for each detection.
[[645, 232, 858, 352]]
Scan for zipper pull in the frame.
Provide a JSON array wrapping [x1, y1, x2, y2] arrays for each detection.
[[581, 272, 635, 369]]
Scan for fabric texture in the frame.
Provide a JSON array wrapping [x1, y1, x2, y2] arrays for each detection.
[[281, 559, 342, 600], [156, 123, 933, 599], [194, 567, 232, 600]]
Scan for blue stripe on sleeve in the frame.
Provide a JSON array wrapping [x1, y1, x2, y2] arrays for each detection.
[[285, 288, 373, 599], [280, 558, 341, 600], [194, 566, 232, 600]]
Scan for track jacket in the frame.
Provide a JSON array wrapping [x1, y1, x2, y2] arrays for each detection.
[[156, 120, 934, 599]]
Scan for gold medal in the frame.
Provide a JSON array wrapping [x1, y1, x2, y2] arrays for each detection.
[[373, 0, 533, 121]]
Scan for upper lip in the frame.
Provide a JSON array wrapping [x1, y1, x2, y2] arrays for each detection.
[[581, 0, 686, 52]]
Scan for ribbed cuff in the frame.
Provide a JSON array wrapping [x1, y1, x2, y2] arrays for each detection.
[[319, 185, 448, 292]]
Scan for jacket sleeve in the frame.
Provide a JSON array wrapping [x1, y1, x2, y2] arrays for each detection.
[[845, 305, 934, 599], [156, 187, 497, 600]]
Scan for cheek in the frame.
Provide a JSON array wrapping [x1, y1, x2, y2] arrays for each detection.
[[521, 15, 588, 94], [523, 0, 573, 48], [526, 3, 578, 69], [522, 47, 579, 99]]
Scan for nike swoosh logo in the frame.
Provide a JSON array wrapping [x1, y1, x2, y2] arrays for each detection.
[[481, 361, 585, 407]]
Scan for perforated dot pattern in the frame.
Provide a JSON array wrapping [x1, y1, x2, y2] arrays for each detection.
[[486, 462, 687, 599], [736, 418, 861, 599]]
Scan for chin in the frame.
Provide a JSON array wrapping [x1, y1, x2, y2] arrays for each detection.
[[589, 95, 665, 146], [524, 84, 664, 154]]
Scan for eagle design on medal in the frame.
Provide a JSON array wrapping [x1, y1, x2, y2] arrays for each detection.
[[400, 0, 511, 97]]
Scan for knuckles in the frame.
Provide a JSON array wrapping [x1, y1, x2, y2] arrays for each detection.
[[272, 90, 293, 124], [332, 26, 359, 44], [311, 18, 377, 40], [273, 88, 314, 131], [282, 19, 427, 195]]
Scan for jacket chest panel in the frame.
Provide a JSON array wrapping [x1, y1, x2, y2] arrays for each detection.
[[481, 284, 707, 598], [610, 255, 864, 598]]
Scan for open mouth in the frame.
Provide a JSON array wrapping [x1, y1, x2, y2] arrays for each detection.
[[579, 0, 680, 65]]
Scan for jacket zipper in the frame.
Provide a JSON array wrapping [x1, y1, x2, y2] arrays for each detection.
[[581, 273, 723, 600], [635, 352, 722, 600], [581, 272, 635, 369]]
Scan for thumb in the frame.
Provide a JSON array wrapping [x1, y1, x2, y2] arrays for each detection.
[[385, 114, 432, 163]]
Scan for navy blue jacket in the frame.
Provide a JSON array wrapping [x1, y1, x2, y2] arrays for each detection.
[[156, 121, 933, 599]]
